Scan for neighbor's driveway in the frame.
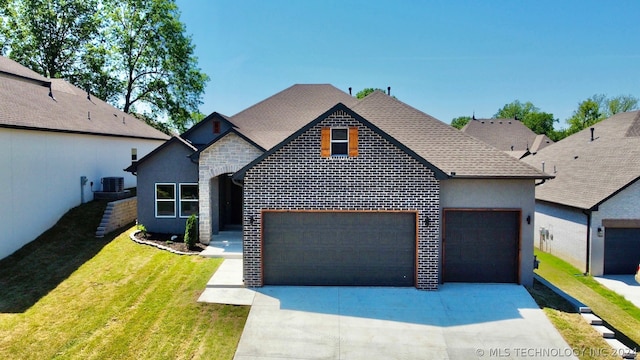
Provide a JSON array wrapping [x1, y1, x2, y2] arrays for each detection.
[[234, 284, 577, 360]]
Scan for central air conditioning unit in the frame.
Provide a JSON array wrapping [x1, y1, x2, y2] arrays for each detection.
[[102, 177, 124, 192]]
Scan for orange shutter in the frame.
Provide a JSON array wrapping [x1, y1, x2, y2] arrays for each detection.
[[320, 127, 331, 157], [348, 127, 359, 157]]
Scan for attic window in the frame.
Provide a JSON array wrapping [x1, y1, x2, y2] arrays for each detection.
[[321, 127, 358, 157], [213, 121, 221, 134]]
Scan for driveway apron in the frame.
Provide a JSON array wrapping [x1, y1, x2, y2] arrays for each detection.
[[233, 284, 577, 360]]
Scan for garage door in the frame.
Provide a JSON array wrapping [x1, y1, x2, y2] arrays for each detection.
[[443, 210, 520, 283], [604, 228, 640, 274], [263, 211, 416, 286]]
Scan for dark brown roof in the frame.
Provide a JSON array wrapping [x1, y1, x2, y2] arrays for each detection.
[[0, 56, 169, 140], [350, 91, 548, 178], [461, 118, 553, 153], [0, 56, 50, 84], [521, 111, 640, 209], [230, 84, 357, 149], [231, 87, 548, 179]]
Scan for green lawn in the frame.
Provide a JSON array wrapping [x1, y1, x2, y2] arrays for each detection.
[[534, 249, 640, 351], [0, 201, 248, 359]]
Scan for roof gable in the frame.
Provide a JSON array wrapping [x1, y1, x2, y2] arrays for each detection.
[[125, 135, 196, 173], [180, 112, 234, 146], [522, 110, 640, 209]]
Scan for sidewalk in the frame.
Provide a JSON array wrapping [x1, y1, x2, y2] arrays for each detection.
[[197, 258, 255, 306]]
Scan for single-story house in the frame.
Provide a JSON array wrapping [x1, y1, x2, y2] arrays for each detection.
[[0, 56, 169, 260], [522, 111, 640, 275], [130, 84, 550, 289], [461, 117, 553, 159]]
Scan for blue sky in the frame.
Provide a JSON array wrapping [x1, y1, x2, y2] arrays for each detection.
[[175, 0, 640, 127]]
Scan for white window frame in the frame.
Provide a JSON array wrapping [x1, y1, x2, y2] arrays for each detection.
[[155, 183, 176, 218], [330, 127, 349, 157], [179, 183, 199, 218]]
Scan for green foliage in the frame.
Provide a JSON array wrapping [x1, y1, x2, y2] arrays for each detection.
[[1, 0, 100, 78], [355, 87, 384, 99], [184, 214, 198, 249], [450, 116, 471, 129], [566, 97, 603, 135], [137, 223, 147, 238], [566, 94, 639, 135], [494, 100, 558, 138], [1, 0, 209, 133]]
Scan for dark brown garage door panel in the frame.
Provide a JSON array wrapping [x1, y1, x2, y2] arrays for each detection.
[[444, 210, 520, 283], [263, 211, 416, 286], [604, 228, 640, 274]]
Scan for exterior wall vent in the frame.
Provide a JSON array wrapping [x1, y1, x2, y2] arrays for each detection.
[[102, 177, 124, 192]]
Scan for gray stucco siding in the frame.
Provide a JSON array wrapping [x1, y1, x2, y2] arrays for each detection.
[[242, 110, 441, 289], [440, 178, 536, 286], [136, 141, 198, 234]]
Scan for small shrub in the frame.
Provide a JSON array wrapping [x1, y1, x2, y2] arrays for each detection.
[[137, 223, 148, 238], [184, 215, 198, 249]]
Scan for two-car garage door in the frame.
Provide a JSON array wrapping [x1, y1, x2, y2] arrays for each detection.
[[262, 211, 416, 286]]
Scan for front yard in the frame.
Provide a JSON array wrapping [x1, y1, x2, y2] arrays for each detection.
[[0, 201, 248, 360]]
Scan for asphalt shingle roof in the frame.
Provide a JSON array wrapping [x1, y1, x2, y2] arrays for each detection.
[[521, 111, 640, 210], [461, 118, 553, 153], [350, 91, 547, 178], [230, 86, 547, 179], [229, 84, 357, 149], [0, 56, 169, 140]]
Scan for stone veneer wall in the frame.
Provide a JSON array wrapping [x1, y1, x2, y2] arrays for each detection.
[[198, 132, 263, 244], [242, 110, 441, 289], [95, 197, 137, 237]]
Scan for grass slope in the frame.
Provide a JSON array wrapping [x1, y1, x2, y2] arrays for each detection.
[[0, 201, 248, 359], [534, 250, 640, 350]]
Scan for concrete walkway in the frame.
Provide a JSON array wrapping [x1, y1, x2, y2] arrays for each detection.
[[594, 275, 640, 309], [199, 231, 243, 259], [233, 284, 577, 360]]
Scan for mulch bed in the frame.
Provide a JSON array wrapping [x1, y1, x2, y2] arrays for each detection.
[[133, 231, 207, 254]]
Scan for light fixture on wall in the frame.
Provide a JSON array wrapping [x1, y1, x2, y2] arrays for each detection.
[[597, 227, 603, 237], [248, 215, 256, 226], [424, 216, 430, 227], [526, 215, 531, 225]]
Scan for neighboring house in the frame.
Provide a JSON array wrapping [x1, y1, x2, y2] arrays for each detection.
[[131, 84, 549, 290], [522, 111, 640, 276], [0, 56, 169, 260], [461, 117, 553, 159]]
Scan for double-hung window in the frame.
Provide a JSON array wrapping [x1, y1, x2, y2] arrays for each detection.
[[179, 183, 199, 218], [155, 183, 176, 217]]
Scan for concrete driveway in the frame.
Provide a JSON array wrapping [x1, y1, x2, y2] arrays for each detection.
[[234, 284, 577, 360], [594, 275, 640, 308]]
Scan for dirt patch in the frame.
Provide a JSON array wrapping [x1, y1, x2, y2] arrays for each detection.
[[133, 231, 207, 254]]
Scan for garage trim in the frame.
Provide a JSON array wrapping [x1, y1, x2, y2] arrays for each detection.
[[442, 208, 522, 284], [260, 209, 420, 287]]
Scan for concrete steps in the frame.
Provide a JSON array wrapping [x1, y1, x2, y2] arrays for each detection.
[[95, 202, 115, 238]]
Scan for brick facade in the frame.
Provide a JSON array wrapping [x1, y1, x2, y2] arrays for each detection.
[[198, 132, 262, 243], [242, 110, 441, 289]]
